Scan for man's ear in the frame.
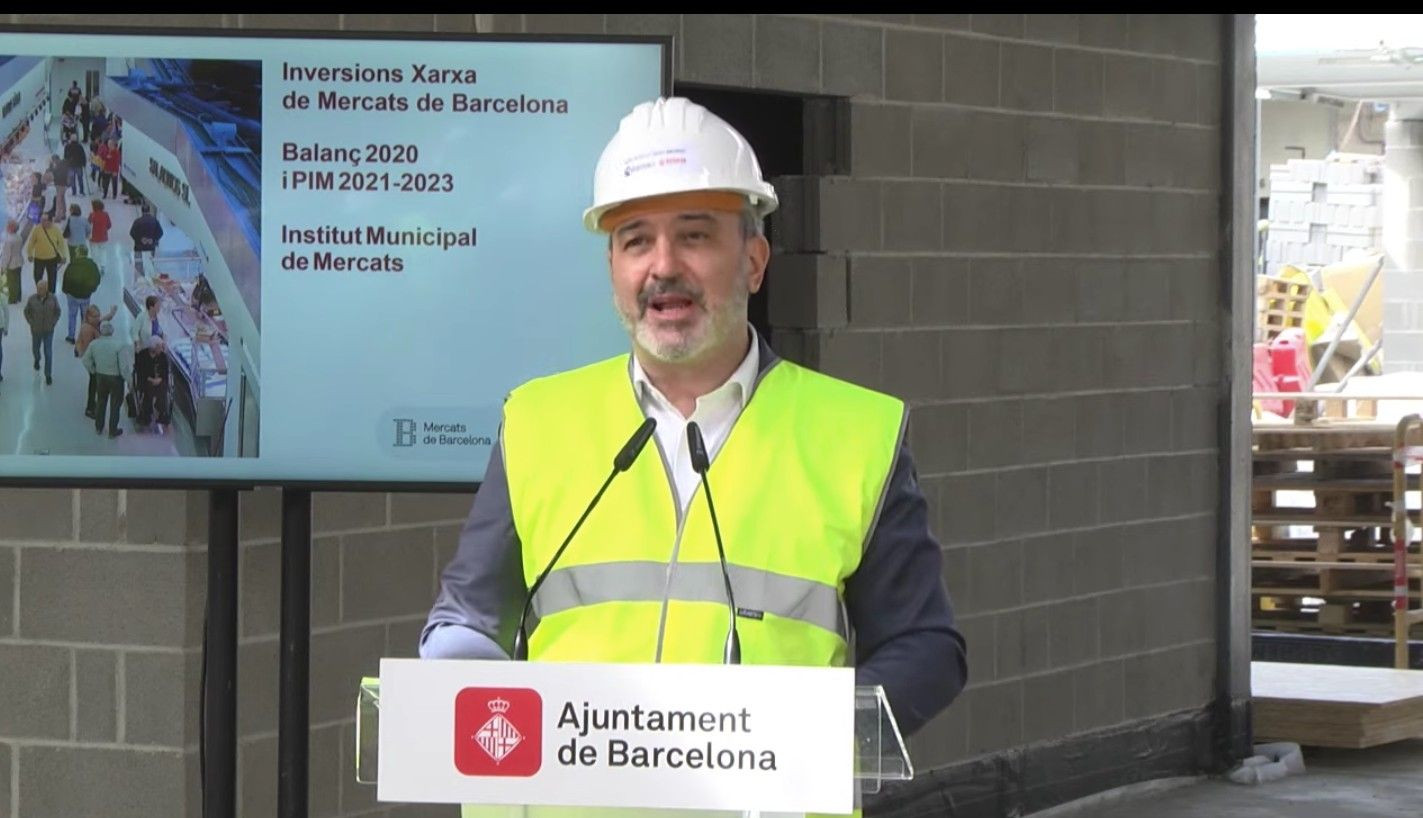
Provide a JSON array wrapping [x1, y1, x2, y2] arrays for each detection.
[[746, 234, 770, 293]]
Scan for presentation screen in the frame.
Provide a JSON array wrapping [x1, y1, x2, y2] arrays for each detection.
[[0, 28, 667, 489]]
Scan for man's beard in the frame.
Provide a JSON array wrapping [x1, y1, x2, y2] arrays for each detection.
[[617, 266, 750, 363]]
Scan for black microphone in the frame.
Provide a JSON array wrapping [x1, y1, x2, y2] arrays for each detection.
[[512, 417, 657, 660], [687, 421, 741, 665]]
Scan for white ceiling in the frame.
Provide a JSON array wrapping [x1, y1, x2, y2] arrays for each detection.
[[1257, 14, 1423, 103]]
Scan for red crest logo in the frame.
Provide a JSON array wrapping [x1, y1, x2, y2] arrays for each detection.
[[454, 687, 543, 777]]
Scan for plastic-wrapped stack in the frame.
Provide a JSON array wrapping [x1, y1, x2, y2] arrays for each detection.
[[1263, 156, 1382, 277]]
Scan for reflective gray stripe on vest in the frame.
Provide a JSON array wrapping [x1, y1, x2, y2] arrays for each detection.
[[532, 561, 846, 639]]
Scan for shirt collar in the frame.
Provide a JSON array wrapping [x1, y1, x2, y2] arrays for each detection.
[[630, 325, 761, 413]]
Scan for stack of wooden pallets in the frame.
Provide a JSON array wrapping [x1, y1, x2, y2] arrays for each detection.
[[1252, 422, 1423, 635]]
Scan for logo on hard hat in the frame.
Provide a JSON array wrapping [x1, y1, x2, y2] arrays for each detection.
[[454, 687, 543, 777], [622, 147, 691, 178]]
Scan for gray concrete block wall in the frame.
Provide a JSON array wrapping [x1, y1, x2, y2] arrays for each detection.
[[3, 12, 1227, 817]]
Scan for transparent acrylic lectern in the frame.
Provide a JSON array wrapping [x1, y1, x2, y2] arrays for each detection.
[[356, 676, 913, 814]]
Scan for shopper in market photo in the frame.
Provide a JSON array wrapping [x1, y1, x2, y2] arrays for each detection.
[[129, 203, 162, 273], [87, 198, 110, 258], [132, 294, 164, 351], [64, 133, 87, 196], [81, 320, 131, 439], [60, 245, 101, 344], [0, 278, 8, 384], [75, 301, 118, 418], [98, 137, 121, 200], [134, 334, 171, 431], [1, 219, 23, 304], [23, 277, 59, 385], [25, 210, 67, 294], [63, 202, 89, 261]]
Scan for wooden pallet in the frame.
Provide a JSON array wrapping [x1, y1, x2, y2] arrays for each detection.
[[1258, 276, 1310, 341], [1253, 661, 1423, 748]]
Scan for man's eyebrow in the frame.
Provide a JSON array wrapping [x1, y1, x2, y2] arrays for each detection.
[[613, 219, 646, 238]]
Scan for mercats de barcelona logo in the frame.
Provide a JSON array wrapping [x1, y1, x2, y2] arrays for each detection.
[[454, 687, 543, 777]]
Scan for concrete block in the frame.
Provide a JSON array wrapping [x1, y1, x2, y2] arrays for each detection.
[[682, 15, 754, 86], [971, 14, 1025, 38], [1123, 123, 1172, 188], [910, 107, 965, 179], [967, 541, 1024, 614], [969, 400, 1023, 469], [433, 14, 476, 32], [605, 14, 678, 36], [849, 257, 913, 329], [1077, 120, 1126, 186], [1073, 527, 1125, 595], [0, 488, 74, 541], [942, 328, 1001, 400], [954, 614, 995, 684], [944, 34, 1000, 106], [1124, 642, 1214, 719], [0, 644, 70, 738], [1026, 117, 1080, 184], [240, 487, 282, 543], [995, 607, 1048, 678], [911, 257, 970, 326], [386, 617, 427, 659], [969, 259, 1024, 326], [938, 540, 969, 603], [20, 548, 196, 647], [1075, 394, 1125, 459], [522, 13, 603, 33], [125, 650, 199, 749], [1125, 259, 1174, 321], [756, 15, 821, 92], [882, 330, 943, 402], [1127, 14, 1183, 56], [240, 13, 336, 29], [996, 468, 1048, 538], [342, 529, 437, 622], [1173, 388, 1218, 451], [19, 745, 187, 818], [943, 184, 1010, 252], [313, 535, 342, 628], [885, 29, 943, 102], [1098, 457, 1150, 524], [1155, 59, 1200, 124], [1050, 597, 1099, 667], [1197, 63, 1221, 126], [1022, 397, 1077, 463], [1072, 658, 1126, 730], [996, 328, 1054, 395], [308, 723, 344, 817], [1050, 326, 1106, 392], [910, 404, 968, 476], [311, 624, 387, 726], [1001, 43, 1055, 112], [963, 111, 1028, 182], [1054, 48, 1104, 117], [1104, 54, 1156, 120], [850, 102, 912, 177], [78, 489, 120, 542], [473, 14, 524, 33], [342, 14, 435, 31], [770, 253, 849, 330], [1101, 326, 1147, 390], [0, 743, 8, 818], [851, 14, 913, 23], [240, 541, 278, 639], [236, 638, 278, 736], [910, 688, 970, 766], [941, 474, 998, 545], [1122, 390, 1174, 454], [314, 492, 388, 534], [340, 720, 379, 814], [1048, 462, 1098, 529], [816, 329, 883, 390], [390, 493, 474, 526], [883, 181, 944, 251], [1008, 186, 1056, 253], [0, 547, 12, 636], [1098, 587, 1151, 656], [240, 734, 277, 818], [1175, 127, 1220, 191], [966, 681, 1024, 756], [823, 21, 884, 97], [1020, 258, 1078, 325], [1024, 670, 1077, 743], [1027, 14, 1080, 44], [1076, 258, 1126, 322], [914, 14, 971, 29], [77, 649, 117, 742], [1146, 453, 1192, 516], [1021, 533, 1077, 603], [1079, 14, 1130, 49], [818, 178, 883, 251], [1142, 578, 1214, 648]]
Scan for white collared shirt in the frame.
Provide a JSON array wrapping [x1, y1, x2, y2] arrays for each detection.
[[630, 328, 760, 512]]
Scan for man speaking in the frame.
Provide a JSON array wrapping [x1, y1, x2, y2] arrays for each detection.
[[422, 97, 966, 739]]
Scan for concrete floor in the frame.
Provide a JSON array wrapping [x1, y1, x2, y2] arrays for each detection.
[[1037, 739, 1423, 817]]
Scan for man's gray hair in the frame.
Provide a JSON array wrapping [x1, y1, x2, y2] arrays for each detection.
[[739, 204, 765, 240], [99, 321, 114, 336]]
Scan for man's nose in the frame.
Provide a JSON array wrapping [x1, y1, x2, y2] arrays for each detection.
[[647, 234, 680, 279]]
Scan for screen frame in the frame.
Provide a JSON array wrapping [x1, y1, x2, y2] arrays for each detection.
[[0, 23, 673, 492]]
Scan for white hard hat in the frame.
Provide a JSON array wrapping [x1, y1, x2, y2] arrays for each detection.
[[583, 97, 778, 233]]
